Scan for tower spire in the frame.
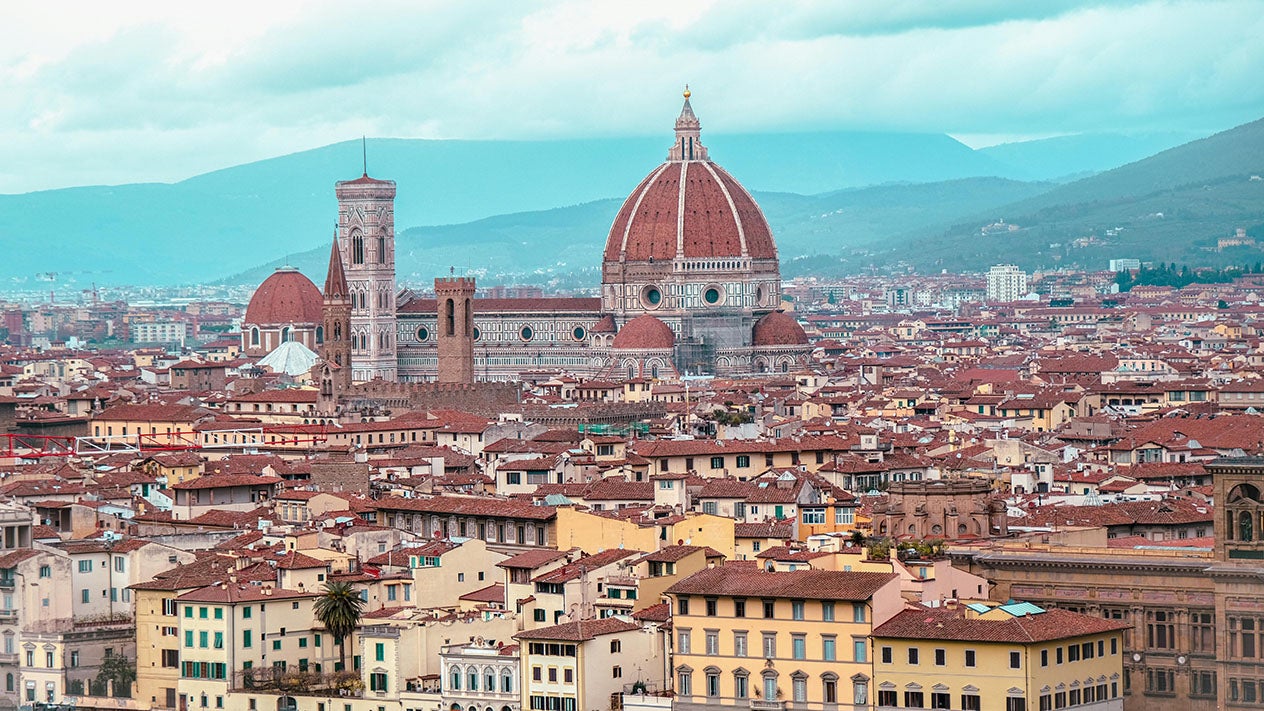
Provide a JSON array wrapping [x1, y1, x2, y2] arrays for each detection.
[[324, 228, 349, 299], [668, 85, 707, 162]]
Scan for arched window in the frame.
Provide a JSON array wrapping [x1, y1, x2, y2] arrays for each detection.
[[250, 328, 260, 346], [281, 326, 291, 343], [445, 299, 455, 337], [315, 326, 324, 344], [627, 364, 636, 380], [468, 671, 478, 691], [333, 323, 341, 341], [5, 673, 12, 692], [450, 668, 461, 690], [502, 673, 513, 693], [378, 235, 386, 264], [352, 234, 365, 264], [485, 671, 495, 693]]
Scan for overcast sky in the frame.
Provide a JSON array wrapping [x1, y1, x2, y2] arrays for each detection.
[[4, 0, 1264, 194]]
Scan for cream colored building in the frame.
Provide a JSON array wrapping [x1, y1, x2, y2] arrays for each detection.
[[664, 566, 902, 711], [514, 617, 666, 711]]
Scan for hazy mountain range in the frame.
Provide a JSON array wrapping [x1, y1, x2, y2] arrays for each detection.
[[2, 122, 1250, 290]]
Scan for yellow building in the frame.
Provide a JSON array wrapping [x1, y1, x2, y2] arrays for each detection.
[[172, 582, 337, 711], [552, 506, 735, 559], [664, 566, 902, 711], [872, 602, 1129, 711]]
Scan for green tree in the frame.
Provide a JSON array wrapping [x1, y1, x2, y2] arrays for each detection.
[[314, 581, 365, 672], [95, 653, 136, 698]]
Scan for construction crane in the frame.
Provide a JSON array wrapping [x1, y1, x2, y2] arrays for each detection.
[[36, 272, 57, 303]]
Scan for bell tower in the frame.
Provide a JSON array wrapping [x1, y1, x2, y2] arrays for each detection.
[[321, 234, 352, 395], [435, 276, 475, 384], [335, 171, 398, 382]]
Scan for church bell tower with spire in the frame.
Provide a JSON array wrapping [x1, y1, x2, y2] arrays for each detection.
[[335, 159, 398, 382], [321, 234, 353, 395]]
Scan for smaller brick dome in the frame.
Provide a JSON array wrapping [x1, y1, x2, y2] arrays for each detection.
[[591, 315, 617, 334], [753, 311, 808, 347], [612, 315, 675, 350], [245, 268, 324, 326]]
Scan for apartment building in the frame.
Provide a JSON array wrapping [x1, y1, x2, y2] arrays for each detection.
[[872, 602, 1128, 711], [663, 566, 901, 711]]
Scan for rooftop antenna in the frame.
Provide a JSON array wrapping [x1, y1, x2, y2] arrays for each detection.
[[362, 136, 368, 176]]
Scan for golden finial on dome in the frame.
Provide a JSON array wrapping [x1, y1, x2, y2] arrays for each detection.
[[683, 85, 691, 99]]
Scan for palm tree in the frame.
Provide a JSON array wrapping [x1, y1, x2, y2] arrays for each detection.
[[314, 581, 365, 672]]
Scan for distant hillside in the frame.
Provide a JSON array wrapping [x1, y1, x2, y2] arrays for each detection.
[[978, 131, 1205, 181], [0, 130, 1012, 286], [882, 117, 1264, 272], [2, 123, 1246, 287], [223, 177, 1053, 288]]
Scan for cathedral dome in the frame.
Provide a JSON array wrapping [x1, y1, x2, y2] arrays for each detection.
[[245, 268, 324, 326], [612, 315, 675, 350], [753, 311, 809, 347], [602, 93, 777, 265]]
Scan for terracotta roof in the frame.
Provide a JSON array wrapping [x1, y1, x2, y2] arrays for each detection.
[[665, 565, 897, 601], [244, 268, 323, 326], [376, 494, 556, 521], [514, 617, 640, 641], [459, 583, 506, 603], [603, 160, 776, 262], [612, 315, 675, 350], [636, 544, 723, 563], [753, 311, 809, 347], [873, 606, 1130, 644], [533, 549, 642, 584], [498, 548, 571, 570]]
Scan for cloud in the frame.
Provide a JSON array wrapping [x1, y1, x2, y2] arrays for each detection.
[[1, 0, 1263, 193]]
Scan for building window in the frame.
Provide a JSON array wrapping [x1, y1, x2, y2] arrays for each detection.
[[706, 672, 720, 697], [706, 631, 719, 656], [835, 508, 854, 525], [705, 598, 717, 616], [905, 691, 924, 708], [677, 630, 691, 655], [878, 690, 898, 707], [802, 509, 825, 525], [734, 632, 748, 657], [908, 648, 919, 665], [1010, 651, 1021, 669], [932, 692, 951, 710], [678, 597, 690, 615], [1146, 668, 1175, 695], [962, 694, 981, 711], [881, 646, 892, 664], [792, 600, 805, 620], [791, 634, 806, 660], [737, 455, 751, 468], [854, 639, 868, 663], [763, 600, 775, 619], [1147, 611, 1175, 650], [821, 601, 834, 621], [1006, 699, 1026, 711], [853, 604, 867, 623], [710, 457, 724, 470], [677, 670, 692, 696], [734, 673, 749, 699], [762, 633, 776, 659], [822, 636, 836, 661], [965, 649, 976, 667]]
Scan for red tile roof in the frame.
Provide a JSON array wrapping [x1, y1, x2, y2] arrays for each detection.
[[665, 565, 897, 601], [873, 606, 1130, 644]]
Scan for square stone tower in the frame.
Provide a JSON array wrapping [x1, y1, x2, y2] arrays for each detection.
[[335, 173, 397, 382], [435, 277, 475, 384]]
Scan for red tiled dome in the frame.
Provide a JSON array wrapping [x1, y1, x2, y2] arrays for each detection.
[[591, 315, 617, 334], [612, 315, 675, 350], [603, 161, 777, 263], [753, 311, 808, 347], [244, 268, 324, 326]]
